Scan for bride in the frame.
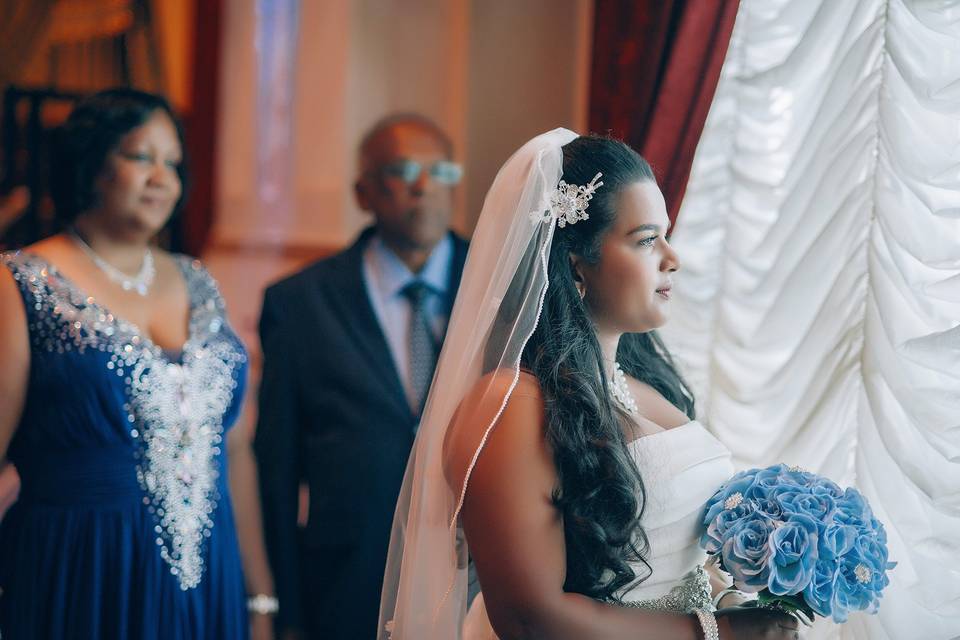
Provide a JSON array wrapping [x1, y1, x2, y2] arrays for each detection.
[[378, 129, 800, 639]]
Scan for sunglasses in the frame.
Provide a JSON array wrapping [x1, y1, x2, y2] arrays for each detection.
[[376, 159, 463, 186]]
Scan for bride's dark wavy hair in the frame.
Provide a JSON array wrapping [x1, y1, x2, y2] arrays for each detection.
[[523, 135, 696, 600]]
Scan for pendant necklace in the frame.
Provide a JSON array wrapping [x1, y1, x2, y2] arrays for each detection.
[[70, 230, 155, 297]]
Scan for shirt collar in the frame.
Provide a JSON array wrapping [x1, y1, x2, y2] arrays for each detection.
[[367, 232, 453, 300]]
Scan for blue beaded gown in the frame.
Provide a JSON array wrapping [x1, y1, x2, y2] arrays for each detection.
[[0, 251, 249, 639]]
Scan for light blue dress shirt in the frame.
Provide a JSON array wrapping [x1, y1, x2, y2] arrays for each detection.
[[362, 233, 453, 412]]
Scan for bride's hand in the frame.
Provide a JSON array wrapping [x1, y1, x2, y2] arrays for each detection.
[[715, 606, 800, 639]]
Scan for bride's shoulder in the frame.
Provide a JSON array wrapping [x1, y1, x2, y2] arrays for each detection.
[[442, 368, 548, 489], [514, 369, 543, 399], [460, 368, 543, 412], [490, 368, 543, 399]]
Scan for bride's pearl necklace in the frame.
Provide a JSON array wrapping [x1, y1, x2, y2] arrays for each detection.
[[70, 230, 155, 296], [611, 361, 639, 416]]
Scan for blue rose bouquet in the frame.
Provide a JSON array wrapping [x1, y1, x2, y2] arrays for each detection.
[[700, 463, 895, 623]]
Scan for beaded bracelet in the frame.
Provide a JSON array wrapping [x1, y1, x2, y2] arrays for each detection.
[[247, 594, 279, 615], [693, 608, 720, 640]]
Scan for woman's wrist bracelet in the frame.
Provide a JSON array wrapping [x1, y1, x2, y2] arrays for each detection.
[[247, 593, 279, 615], [693, 608, 720, 640]]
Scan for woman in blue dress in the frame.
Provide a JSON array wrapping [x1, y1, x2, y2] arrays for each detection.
[[0, 89, 275, 639]]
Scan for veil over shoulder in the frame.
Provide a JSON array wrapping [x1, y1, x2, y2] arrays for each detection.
[[378, 128, 578, 639]]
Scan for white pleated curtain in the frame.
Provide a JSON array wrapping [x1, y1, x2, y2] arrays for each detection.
[[659, 1, 960, 638]]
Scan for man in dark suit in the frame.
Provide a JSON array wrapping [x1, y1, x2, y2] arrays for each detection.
[[254, 114, 468, 639]]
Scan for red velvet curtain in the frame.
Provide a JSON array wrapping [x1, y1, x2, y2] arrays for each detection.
[[589, 0, 739, 230], [180, 0, 222, 257]]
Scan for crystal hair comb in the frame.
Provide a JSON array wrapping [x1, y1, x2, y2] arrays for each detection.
[[529, 172, 604, 228]]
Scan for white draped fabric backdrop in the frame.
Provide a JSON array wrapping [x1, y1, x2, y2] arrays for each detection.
[[660, 1, 960, 638]]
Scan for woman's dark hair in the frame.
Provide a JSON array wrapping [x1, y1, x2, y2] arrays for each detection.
[[50, 87, 188, 224], [522, 135, 696, 600]]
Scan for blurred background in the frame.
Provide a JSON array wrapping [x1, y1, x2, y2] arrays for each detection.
[[1, 0, 603, 350], [1, 1, 958, 638]]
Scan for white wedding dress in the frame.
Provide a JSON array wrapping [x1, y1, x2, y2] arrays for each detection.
[[463, 420, 734, 639]]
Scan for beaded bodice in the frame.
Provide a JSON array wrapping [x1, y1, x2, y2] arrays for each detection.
[[1, 251, 247, 590]]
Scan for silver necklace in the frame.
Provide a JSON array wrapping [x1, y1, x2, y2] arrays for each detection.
[[611, 361, 639, 416], [70, 230, 155, 296]]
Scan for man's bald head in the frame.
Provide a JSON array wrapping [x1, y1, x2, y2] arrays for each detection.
[[358, 113, 453, 170]]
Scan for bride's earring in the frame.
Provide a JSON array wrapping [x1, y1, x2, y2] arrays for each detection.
[[570, 256, 587, 300]]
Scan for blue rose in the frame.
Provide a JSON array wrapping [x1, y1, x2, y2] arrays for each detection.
[[701, 501, 754, 555], [721, 513, 776, 592], [819, 524, 857, 561], [752, 497, 783, 520], [703, 469, 761, 524], [744, 465, 788, 497], [767, 513, 820, 596], [853, 534, 894, 592], [812, 476, 844, 498], [778, 489, 836, 523], [830, 534, 894, 622], [803, 558, 838, 618], [832, 556, 876, 622], [835, 487, 872, 528]]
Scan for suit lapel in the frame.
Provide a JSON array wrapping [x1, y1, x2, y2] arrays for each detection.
[[319, 231, 411, 421], [446, 234, 469, 314]]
